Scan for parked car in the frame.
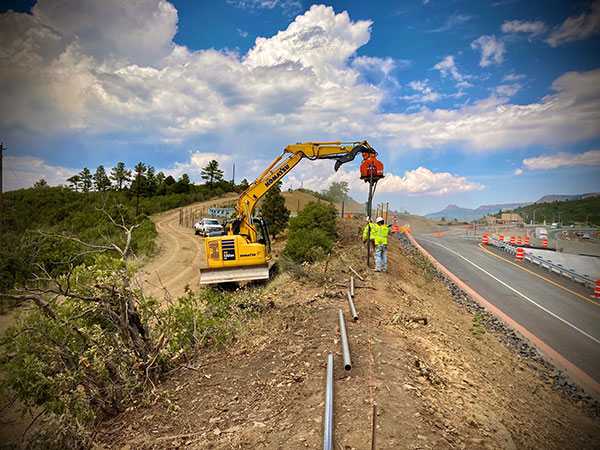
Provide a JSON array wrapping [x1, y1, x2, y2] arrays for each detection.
[[582, 233, 590, 239], [194, 218, 224, 237]]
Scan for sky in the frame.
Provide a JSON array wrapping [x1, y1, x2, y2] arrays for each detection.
[[1, 0, 599, 215]]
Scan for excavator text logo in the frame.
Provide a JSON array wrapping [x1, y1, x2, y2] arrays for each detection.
[[264, 164, 290, 188]]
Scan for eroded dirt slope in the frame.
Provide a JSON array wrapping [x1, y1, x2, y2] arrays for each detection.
[[97, 222, 600, 449]]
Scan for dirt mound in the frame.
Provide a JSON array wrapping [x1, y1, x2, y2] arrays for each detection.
[[97, 221, 600, 449]]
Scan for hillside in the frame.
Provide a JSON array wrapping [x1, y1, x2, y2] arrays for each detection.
[[425, 202, 530, 221], [93, 218, 600, 449], [510, 196, 600, 225], [536, 192, 600, 204]]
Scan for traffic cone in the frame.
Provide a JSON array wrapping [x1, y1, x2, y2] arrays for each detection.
[[594, 280, 600, 299], [516, 247, 524, 261], [542, 238, 548, 248]]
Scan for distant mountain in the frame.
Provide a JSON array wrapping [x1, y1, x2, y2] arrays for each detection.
[[425, 202, 530, 221], [535, 192, 600, 204]]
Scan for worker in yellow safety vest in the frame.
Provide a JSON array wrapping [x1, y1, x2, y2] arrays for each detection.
[[363, 216, 390, 272]]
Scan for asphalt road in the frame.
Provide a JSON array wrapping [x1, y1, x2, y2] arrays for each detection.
[[413, 232, 600, 387], [549, 227, 600, 245]]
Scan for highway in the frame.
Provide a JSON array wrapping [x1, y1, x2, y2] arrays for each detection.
[[412, 231, 600, 388]]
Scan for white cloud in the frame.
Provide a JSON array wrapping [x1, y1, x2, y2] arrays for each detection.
[[162, 152, 234, 181], [237, 28, 249, 38], [514, 168, 523, 175], [3, 155, 78, 191], [545, 1, 600, 47], [402, 80, 441, 103], [375, 68, 600, 151], [501, 20, 547, 38], [377, 167, 485, 196], [523, 150, 600, 170], [227, 0, 303, 16], [433, 55, 465, 81], [503, 73, 525, 82], [493, 83, 521, 97], [471, 35, 505, 67], [427, 12, 475, 33]]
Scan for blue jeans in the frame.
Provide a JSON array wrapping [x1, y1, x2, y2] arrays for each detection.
[[375, 245, 387, 271]]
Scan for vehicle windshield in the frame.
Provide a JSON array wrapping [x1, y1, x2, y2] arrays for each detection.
[[204, 219, 220, 225]]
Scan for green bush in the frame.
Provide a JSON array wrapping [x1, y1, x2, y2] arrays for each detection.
[[284, 202, 337, 263]]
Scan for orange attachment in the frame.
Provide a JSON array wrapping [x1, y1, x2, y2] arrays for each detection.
[[360, 153, 384, 182]]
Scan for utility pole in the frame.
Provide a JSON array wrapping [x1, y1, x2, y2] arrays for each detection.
[[232, 163, 235, 185], [135, 171, 140, 217], [0, 142, 4, 241]]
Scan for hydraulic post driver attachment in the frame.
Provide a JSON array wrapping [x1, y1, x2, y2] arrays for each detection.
[[360, 153, 384, 182]]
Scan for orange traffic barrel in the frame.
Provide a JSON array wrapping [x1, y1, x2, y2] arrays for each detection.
[[499, 236, 504, 242], [451, 231, 454, 236], [510, 236, 515, 244], [542, 238, 548, 248], [517, 236, 522, 245], [516, 247, 524, 261], [435, 232, 439, 238], [594, 280, 600, 298], [524, 237, 530, 246], [482, 234, 488, 245]]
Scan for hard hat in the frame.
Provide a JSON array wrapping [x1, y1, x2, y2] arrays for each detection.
[[376, 216, 384, 223]]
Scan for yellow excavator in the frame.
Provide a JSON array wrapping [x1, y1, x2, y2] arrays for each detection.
[[199, 141, 382, 284]]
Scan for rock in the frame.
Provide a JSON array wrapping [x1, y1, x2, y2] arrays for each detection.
[[213, 428, 222, 436]]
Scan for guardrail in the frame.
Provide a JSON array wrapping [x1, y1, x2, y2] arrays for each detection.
[[486, 237, 596, 290]]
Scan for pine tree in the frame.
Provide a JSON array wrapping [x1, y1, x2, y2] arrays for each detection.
[[93, 165, 111, 191], [261, 181, 290, 239], [67, 175, 81, 192], [110, 162, 132, 191], [201, 160, 224, 192], [80, 167, 92, 193]]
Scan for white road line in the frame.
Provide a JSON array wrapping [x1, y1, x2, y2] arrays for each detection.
[[419, 238, 600, 346]]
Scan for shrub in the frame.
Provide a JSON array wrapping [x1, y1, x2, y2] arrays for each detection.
[[284, 202, 337, 263]]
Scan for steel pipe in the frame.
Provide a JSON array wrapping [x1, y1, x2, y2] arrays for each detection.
[[338, 309, 352, 371], [347, 291, 358, 321], [350, 276, 355, 297], [323, 354, 334, 450]]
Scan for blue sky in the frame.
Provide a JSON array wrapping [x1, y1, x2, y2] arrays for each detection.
[[1, 0, 599, 215]]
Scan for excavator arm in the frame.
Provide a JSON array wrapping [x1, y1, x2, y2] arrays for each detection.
[[234, 141, 377, 242], [200, 140, 380, 284]]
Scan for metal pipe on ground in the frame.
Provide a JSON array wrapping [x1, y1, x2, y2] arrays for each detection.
[[349, 266, 364, 281], [323, 354, 334, 450], [347, 292, 358, 321], [350, 276, 355, 297], [338, 309, 352, 371]]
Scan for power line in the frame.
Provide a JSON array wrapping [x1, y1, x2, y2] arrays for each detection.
[[3, 156, 25, 190]]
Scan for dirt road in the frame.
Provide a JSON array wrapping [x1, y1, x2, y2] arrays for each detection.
[[139, 195, 237, 301]]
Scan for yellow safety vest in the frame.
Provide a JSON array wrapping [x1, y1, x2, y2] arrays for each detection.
[[363, 223, 389, 245]]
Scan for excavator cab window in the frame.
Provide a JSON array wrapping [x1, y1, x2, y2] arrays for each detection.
[[256, 218, 271, 254]]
